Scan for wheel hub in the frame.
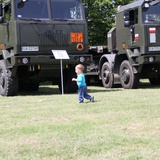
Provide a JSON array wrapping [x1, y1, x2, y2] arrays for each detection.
[[103, 70, 110, 82], [122, 69, 130, 84]]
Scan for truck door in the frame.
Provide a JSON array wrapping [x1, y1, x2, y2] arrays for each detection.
[[1, 2, 11, 45], [124, 8, 140, 49]]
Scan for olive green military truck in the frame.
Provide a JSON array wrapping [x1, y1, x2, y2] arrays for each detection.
[[87, 0, 160, 89], [0, 0, 92, 96]]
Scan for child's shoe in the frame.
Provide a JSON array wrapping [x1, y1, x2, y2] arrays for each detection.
[[90, 96, 94, 102]]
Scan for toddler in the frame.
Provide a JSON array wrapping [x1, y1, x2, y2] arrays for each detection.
[[72, 64, 94, 103]]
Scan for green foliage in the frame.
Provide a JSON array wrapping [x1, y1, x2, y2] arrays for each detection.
[[83, 0, 134, 45]]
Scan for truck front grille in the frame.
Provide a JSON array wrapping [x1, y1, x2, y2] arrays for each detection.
[[38, 33, 69, 48]]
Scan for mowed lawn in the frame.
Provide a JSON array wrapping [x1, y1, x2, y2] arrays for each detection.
[[0, 82, 160, 160]]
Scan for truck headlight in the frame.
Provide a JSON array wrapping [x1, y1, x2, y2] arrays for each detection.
[[80, 56, 85, 62], [149, 57, 154, 62], [22, 58, 29, 64]]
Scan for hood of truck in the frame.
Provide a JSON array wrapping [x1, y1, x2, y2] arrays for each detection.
[[17, 22, 88, 54]]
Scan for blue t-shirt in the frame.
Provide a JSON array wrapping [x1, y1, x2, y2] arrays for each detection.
[[77, 73, 86, 88]]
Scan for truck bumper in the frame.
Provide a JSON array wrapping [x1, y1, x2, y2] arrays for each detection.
[[137, 55, 160, 78], [10, 54, 92, 66], [138, 55, 160, 64]]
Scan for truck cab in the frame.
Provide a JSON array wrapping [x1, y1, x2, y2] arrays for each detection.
[[0, 0, 91, 96], [99, 0, 160, 89]]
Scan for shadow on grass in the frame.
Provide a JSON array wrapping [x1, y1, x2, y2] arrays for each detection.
[[18, 85, 122, 96], [138, 81, 160, 89], [18, 86, 61, 96], [88, 88, 122, 93], [89, 80, 160, 90], [17, 81, 160, 96]]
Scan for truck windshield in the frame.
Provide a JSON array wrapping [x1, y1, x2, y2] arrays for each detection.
[[51, 0, 83, 20], [15, 0, 83, 20], [143, 2, 160, 23], [16, 0, 49, 19]]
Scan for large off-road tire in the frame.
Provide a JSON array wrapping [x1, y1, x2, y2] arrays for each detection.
[[149, 77, 160, 85], [101, 62, 114, 88], [58, 68, 78, 93], [119, 60, 139, 89], [0, 60, 18, 96]]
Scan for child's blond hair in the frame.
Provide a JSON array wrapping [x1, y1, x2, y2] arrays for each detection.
[[76, 64, 85, 72]]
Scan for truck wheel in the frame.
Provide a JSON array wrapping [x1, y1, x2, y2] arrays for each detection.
[[58, 68, 78, 93], [149, 77, 160, 85], [0, 60, 18, 96], [119, 60, 139, 89], [101, 62, 114, 88]]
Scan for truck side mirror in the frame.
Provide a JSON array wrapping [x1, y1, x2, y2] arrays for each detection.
[[18, 2, 24, 8], [84, 6, 88, 19], [0, 3, 4, 23], [18, 0, 27, 8], [142, 3, 150, 12], [0, 3, 3, 16], [124, 20, 130, 27], [124, 10, 130, 27]]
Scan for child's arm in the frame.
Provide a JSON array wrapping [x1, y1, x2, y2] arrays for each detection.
[[72, 78, 77, 82]]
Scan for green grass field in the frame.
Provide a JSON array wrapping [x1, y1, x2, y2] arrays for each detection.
[[0, 82, 160, 160]]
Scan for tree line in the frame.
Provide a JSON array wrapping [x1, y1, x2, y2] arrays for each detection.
[[83, 0, 134, 45]]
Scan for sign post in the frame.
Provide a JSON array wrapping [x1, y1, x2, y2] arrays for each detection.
[[52, 50, 70, 95]]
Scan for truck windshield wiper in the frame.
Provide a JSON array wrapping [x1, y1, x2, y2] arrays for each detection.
[[146, 18, 160, 23], [53, 18, 70, 21], [18, 18, 41, 22], [150, 0, 160, 6], [53, 18, 77, 23]]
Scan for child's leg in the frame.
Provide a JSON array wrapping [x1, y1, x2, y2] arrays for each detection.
[[78, 87, 84, 103], [83, 86, 92, 100]]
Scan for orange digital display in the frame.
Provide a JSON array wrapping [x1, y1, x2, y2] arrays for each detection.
[[71, 32, 83, 43]]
